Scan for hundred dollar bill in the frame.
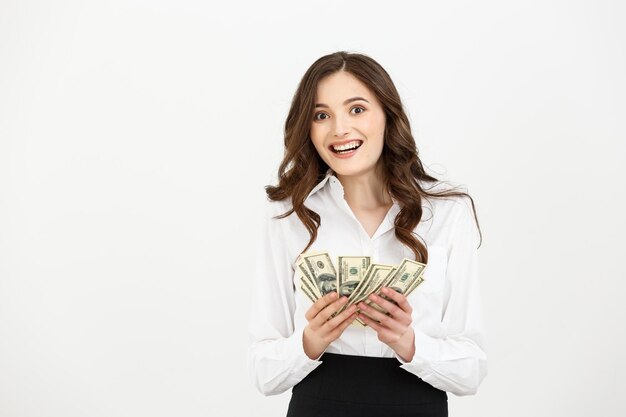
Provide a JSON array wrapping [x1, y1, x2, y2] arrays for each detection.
[[296, 256, 320, 303], [347, 264, 374, 303], [296, 250, 323, 298], [301, 282, 318, 303], [365, 259, 426, 315], [383, 258, 427, 296], [303, 252, 337, 296], [367, 266, 398, 300], [337, 256, 371, 297], [337, 264, 393, 315], [296, 249, 324, 265], [348, 265, 397, 318], [350, 264, 396, 306], [404, 274, 425, 297], [299, 263, 322, 299], [296, 250, 326, 299], [301, 272, 322, 301], [362, 259, 426, 316]]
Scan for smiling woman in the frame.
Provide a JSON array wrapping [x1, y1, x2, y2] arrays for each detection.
[[310, 72, 386, 172], [247, 51, 488, 417]]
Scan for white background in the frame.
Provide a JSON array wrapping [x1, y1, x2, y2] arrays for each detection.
[[1, 1, 625, 416]]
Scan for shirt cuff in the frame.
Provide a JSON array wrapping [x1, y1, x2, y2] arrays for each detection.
[[395, 327, 440, 377], [285, 326, 324, 375]]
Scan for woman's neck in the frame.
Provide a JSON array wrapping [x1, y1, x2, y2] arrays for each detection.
[[335, 164, 392, 211]]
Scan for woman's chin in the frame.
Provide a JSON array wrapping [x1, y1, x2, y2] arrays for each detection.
[[330, 165, 377, 179]]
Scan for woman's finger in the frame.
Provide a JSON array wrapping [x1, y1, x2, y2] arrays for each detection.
[[358, 302, 405, 333], [356, 312, 385, 334], [312, 296, 349, 326], [368, 293, 410, 324], [305, 291, 338, 321], [328, 312, 359, 340], [380, 287, 413, 315], [323, 303, 358, 331]]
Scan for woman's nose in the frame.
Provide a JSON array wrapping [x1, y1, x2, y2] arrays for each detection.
[[333, 114, 350, 137]]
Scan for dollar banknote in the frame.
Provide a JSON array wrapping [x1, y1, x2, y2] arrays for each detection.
[[296, 251, 427, 327], [362, 258, 427, 317], [383, 258, 427, 296], [348, 264, 396, 306], [337, 256, 371, 297], [303, 252, 338, 296]]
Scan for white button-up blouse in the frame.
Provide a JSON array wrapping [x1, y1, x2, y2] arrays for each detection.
[[246, 170, 488, 397]]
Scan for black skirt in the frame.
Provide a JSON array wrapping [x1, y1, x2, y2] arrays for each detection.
[[287, 352, 448, 417]]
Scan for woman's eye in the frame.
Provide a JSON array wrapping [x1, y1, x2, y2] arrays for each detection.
[[314, 107, 365, 121]]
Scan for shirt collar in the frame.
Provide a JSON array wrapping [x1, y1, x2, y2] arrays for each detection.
[[306, 169, 402, 220], [305, 168, 337, 201], [305, 169, 405, 239]]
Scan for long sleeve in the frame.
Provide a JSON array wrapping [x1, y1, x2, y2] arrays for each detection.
[[246, 200, 323, 396], [396, 197, 489, 396]]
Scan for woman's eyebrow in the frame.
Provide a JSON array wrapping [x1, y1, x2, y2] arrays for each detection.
[[314, 96, 370, 109]]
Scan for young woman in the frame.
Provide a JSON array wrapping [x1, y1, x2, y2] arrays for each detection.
[[247, 51, 488, 417]]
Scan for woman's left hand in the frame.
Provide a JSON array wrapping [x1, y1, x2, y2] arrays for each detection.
[[357, 287, 415, 362]]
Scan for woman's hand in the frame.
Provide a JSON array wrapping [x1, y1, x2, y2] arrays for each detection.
[[357, 287, 416, 362], [303, 291, 358, 360]]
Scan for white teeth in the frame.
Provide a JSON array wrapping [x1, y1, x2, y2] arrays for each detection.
[[332, 141, 361, 151]]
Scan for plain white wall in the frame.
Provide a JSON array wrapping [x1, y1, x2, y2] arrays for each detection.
[[1, 0, 625, 416]]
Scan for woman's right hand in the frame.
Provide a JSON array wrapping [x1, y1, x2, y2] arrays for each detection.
[[302, 291, 358, 360]]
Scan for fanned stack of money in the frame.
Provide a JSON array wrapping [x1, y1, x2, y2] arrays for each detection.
[[296, 251, 427, 327]]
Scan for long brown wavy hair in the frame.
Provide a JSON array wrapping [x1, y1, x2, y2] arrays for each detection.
[[265, 51, 482, 263]]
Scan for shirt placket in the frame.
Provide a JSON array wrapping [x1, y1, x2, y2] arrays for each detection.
[[329, 177, 385, 356], [364, 236, 381, 355]]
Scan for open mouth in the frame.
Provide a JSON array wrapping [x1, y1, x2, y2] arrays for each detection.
[[329, 140, 363, 154]]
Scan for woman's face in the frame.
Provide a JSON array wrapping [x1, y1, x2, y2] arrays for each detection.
[[310, 71, 386, 179]]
